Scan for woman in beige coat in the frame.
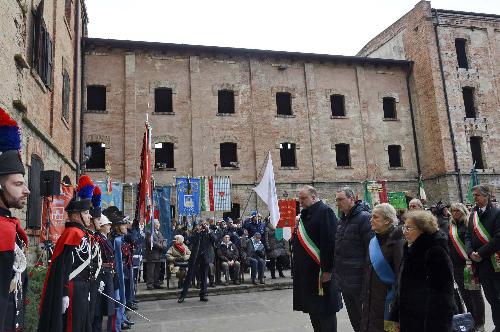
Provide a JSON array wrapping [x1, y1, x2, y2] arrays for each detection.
[[167, 235, 191, 288]]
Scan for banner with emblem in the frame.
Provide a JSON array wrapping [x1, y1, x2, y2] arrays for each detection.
[[95, 180, 123, 210], [176, 177, 201, 216], [364, 180, 389, 208], [276, 199, 296, 240], [40, 184, 75, 243], [214, 176, 231, 211]]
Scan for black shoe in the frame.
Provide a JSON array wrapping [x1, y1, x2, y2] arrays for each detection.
[[279, 272, 285, 278], [127, 304, 138, 311], [132, 299, 140, 304], [146, 285, 154, 290], [154, 284, 165, 289], [121, 323, 131, 330], [252, 279, 257, 285], [177, 295, 185, 303], [200, 297, 209, 302], [208, 283, 216, 288], [271, 276, 277, 279], [124, 319, 135, 325], [235, 280, 241, 285], [259, 278, 265, 284]]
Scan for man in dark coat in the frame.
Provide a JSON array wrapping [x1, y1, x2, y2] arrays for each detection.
[[218, 234, 240, 285], [333, 187, 372, 332], [38, 197, 94, 332], [178, 220, 217, 303], [145, 219, 167, 290], [0, 107, 30, 332], [465, 185, 500, 331], [292, 185, 341, 332]]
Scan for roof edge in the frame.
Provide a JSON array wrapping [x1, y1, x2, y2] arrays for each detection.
[[433, 8, 500, 20]]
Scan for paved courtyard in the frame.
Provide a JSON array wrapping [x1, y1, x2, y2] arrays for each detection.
[[127, 288, 494, 332]]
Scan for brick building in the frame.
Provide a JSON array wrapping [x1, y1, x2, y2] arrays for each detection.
[[358, 1, 500, 203], [1, 0, 87, 234], [82, 39, 420, 216]]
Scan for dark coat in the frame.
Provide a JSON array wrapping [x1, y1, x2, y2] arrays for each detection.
[[264, 225, 288, 259], [188, 230, 217, 265], [389, 231, 454, 332], [334, 202, 373, 291], [465, 203, 500, 279], [218, 242, 239, 262], [292, 200, 342, 315], [360, 225, 404, 332], [145, 229, 167, 262], [239, 235, 249, 264]]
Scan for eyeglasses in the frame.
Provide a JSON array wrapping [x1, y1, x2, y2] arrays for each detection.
[[402, 226, 416, 233]]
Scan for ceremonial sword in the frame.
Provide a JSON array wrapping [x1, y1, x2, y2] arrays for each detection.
[[98, 289, 151, 322]]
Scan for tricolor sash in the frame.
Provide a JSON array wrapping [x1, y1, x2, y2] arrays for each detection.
[[449, 223, 468, 261], [368, 236, 395, 321], [296, 219, 324, 296], [472, 211, 500, 272], [449, 223, 481, 289]]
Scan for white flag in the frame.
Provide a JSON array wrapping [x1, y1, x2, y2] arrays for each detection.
[[254, 151, 280, 227]]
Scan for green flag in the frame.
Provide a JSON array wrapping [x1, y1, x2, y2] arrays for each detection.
[[467, 166, 480, 204], [418, 175, 427, 201]]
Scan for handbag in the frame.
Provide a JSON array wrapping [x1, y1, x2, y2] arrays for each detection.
[[452, 313, 475, 332]]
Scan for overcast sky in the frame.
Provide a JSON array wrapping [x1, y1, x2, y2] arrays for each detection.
[[86, 0, 499, 56]]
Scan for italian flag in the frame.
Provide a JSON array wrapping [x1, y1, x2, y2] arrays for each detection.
[[200, 176, 214, 212]]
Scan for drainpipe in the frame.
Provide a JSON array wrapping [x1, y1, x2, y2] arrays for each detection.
[[72, 0, 81, 179], [433, 9, 464, 202], [405, 63, 421, 176]]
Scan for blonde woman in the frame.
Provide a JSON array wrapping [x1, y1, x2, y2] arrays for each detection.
[[389, 210, 454, 332]]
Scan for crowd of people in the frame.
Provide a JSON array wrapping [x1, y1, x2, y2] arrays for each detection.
[[293, 185, 499, 332]]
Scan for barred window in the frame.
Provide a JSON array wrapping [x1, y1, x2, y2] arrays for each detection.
[[62, 70, 70, 122], [32, 1, 53, 87]]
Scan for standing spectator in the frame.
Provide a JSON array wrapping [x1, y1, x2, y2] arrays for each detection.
[[247, 233, 266, 285], [166, 235, 191, 288], [334, 187, 372, 332], [408, 198, 424, 211], [448, 202, 485, 331], [243, 212, 263, 238], [389, 210, 454, 332], [360, 203, 404, 332], [433, 201, 451, 235], [292, 185, 341, 332], [207, 218, 220, 287], [145, 219, 167, 290], [465, 185, 500, 331], [218, 234, 241, 285], [239, 229, 250, 272], [265, 222, 288, 279]]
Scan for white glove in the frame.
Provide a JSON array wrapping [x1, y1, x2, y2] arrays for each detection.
[[99, 280, 105, 292], [62, 296, 70, 314]]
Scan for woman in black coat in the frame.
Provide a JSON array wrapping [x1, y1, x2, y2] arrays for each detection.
[[360, 203, 404, 332], [389, 210, 455, 332]]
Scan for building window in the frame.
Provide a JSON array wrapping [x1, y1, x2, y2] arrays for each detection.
[[155, 142, 174, 169], [64, 0, 71, 23], [155, 88, 173, 113], [26, 155, 44, 229], [470, 137, 485, 169], [335, 144, 350, 167], [85, 142, 106, 169], [383, 97, 397, 119], [280, 143, 296, 167], [388, 145, 402, 167], [87, 85, 106, 111], [330, 94, 345, 117], [462, 87, 476, 118], [220, 143, 238, 167], [455, 39, 468, 69], [32, 2, 53, 87], [218, 90, 235, 114], [276, 92, 292, 115], [62, 69, 70, 122]]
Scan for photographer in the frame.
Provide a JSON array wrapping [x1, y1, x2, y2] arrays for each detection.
[[431, 201, 451, 236], [178, 220, 216, 303], [247, 232, 266, 285]]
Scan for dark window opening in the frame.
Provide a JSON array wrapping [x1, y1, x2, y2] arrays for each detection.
[[331, 94, 345, 117], [218, 90, 235, 114], [62, 69, 70, 122], [223, 203, 241, 221], [155, 88, 173, 113], [383, 97, 397, 119], [455, 39, 469, 69], [335, 144, 350, 167], [276, 92, 292, 115], [87, 85, 106, 111], [220, 142, 238, 167], [32, 2, 53, 87], [388, 145, 402, 167], [462, 87, 476, 118], [280, 143, 296, 167], [470, 137, 485, 169], [155, 142, 174, 169], [26, 155, 44, 229], [85, 142, 106, 169]]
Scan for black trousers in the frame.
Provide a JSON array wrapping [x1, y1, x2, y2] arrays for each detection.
[[269, 255, 287, 277], [341, 286, 362, 332], [181, 257, 209, 298], [63, 279, 91, 332], [480, 273, 500, 329], [309, 313, 337, 332], [454, 267, 485, 327], [146, 262, 161, 287]]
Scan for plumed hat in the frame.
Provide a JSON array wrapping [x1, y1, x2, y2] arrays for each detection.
[[90, 185, 102, 219], [0, 108, 24, 176], [65, 197, 92, 213]]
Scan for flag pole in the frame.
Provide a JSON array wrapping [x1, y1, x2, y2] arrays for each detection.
[[241, 151, 271, 219]]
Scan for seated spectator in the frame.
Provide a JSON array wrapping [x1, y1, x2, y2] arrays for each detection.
[[167, 235, 191, 288], [265, 222, 289, 278], [145, 219, 167, 290], [218, 234, 241, 285], [247, 232, 266, 285]]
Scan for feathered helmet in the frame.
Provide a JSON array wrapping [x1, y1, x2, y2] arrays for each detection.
[[0, 108, 24, 176], [68, 175, 96, 215], [90, 186, 102, 219]]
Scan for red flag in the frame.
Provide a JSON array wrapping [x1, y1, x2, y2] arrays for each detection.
[[138, 122, 153, 228]]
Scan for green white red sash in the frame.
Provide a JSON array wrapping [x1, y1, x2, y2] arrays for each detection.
[[296, 219, 324, 296], [472, 211, 500, 272], [449, 223, 469, 261]]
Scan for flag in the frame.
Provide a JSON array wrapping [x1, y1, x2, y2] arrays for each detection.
[[214, 176, 231, 211], [138, 121, 153, 232], [176, 177, 201, 216], [363, 180, 388, 208], [276, 199, 296, 240], [388, 192, 408, 209], [254, 151, 280, 227], [418, 175, 427, 202], [467, 166, 480, 204]]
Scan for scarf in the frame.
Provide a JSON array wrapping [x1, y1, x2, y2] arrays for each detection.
[[174, 242, 186, 254]]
